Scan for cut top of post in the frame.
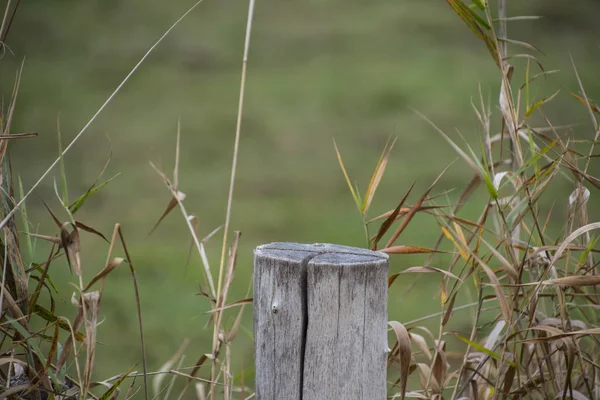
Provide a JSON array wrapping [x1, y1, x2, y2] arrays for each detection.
[[254, 242, 389, 264]]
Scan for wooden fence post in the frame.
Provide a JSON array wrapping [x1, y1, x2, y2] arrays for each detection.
[[254, 242, 389, 399]]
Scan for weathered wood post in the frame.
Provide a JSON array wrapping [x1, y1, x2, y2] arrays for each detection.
[[254, 242, 389, 399]]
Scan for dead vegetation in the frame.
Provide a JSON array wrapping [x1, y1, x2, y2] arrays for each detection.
[[2, 0, 600, 399]]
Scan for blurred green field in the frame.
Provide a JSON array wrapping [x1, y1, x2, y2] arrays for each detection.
[[3, 0, 600, 387]]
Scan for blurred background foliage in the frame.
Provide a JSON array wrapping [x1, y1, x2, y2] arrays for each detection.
[[2, 0, 600, 382]]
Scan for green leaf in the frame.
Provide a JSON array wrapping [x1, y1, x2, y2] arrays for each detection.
[[526, 89, 560, 117], [68, 173, 121, 215], [471, 0, 485, 11], [33, 304, 85, 342], [454, 333, 517, 368], [577, 234, 600, 266], [98, 366, 135, 400]]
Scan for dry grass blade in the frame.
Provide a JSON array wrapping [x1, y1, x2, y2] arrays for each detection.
[[414, 109, 483, 176], [83, 291, 100, 398], [28, 243, 57, 311], [83, 257, 125, 292], [442, 292, 458, 327], [388, 321, 411, 400], [212, 1, 256, 396], [153, 338, 190, 398], [369, 204, 446, 224], [409, 332, 432, 360], [24, 232, 60, 245], [392, 266, 462, 282], [441, 225, 469, 261], [416, 363, 439, 395], [224, 301, 247, 343], [148, 190, 186, 237], [479, 237, 519, 281], [431, 340, 447, 392], [0, 132, 37, 139], [149, 161, 216, 298], [371, 182, 415, 250], [469, 251, 512, 323], [204, 298, 253, 314], [381, 245, 447, 255], [116, 225, 149, 400], [184, 215, 200, 274], [333, 139, 361, 210], [542, 275, 600, 288], [75, 220, 109, 243], [385, 164, 451, 248], [571, 93, 600, 115], [362, 136, 396, 215]]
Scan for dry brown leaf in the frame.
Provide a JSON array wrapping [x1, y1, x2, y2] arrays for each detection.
[[148, 190, 186, 236], [431, 340, 447, 393], [75, 221, 109, 243], [469, 252, 512, 323], [371, 182, 415, 250], [389, 321, 411, 400], [381, 246, 447, 255], [479, 237, 519, 282], [409, 333, 432, 360], [83, 257, 125, 292], [60, 223, 81, 276], [205, 298, 253, 314], [542, 275, 600, 287], [399, 266, 462, 282], [442, 292, 458, 327]]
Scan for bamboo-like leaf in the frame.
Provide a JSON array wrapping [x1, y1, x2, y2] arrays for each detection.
[[442, 292, 457, 327], [333, 139, 361, 212], [382, 245, 447, 255], [98, 367, 136, 400], [153, 339, 190, 398], [388, 321, 411, 400], [148, 190, 186, 236], [526, 89, 560, 117], [394, 266, 462, 281], [571, 93, 600, 115], [441, 226, 469, 261], [60, 223, 82, 276], [33, 304, 85, 341], [84, 258, 125, 292], [68, 173, 121, 215], [371, 182, 415, 250], [385, 164, 451, 248], [204, 298, 253, 314], [542, 275, 600, 287], [362, 137, 396, 215], [453, 333, 516, 368], [415, 110, 483, 178], [469, 250, 512, 322], [497, 37, 543, 53]]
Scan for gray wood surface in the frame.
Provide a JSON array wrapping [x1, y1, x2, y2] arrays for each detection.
[[254, 242, 389, 400]]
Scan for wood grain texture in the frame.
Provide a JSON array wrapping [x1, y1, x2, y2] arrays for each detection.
[[254, 242, 388, 400]]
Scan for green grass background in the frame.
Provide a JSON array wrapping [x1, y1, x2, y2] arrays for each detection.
[[3, 0, 600, 388]]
